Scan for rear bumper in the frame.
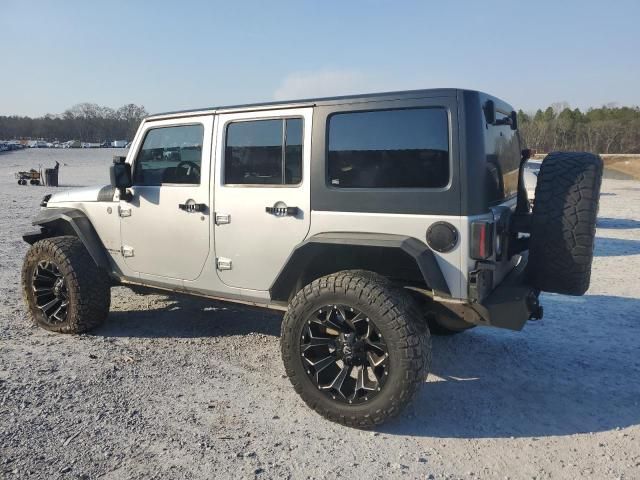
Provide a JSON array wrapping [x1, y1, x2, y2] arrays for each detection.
[[470, 253, 541, 331]]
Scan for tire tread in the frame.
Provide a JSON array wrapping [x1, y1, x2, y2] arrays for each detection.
[[22, 236, 110, 333], [281, 270, 429, 428], [529, 152, 603, 295]]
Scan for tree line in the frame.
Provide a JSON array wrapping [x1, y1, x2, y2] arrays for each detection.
[[518, 103, 640, 154], [2, 101, 639, 153], [0, 103, 148, 142]]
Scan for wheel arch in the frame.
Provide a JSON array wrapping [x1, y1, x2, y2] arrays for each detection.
[[270, 233, 451, 303], [23, 208, 113, 273]]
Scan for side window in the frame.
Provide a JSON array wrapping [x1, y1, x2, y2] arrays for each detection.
[[327, 108, 450, 189], [485, 110, 521, 203], [285, 118, 303, 184], [224, 118, 303, 185], [133, 124, 204, 186]]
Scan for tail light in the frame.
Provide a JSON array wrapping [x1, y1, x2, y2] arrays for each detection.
[[470, 221, 494, 260]]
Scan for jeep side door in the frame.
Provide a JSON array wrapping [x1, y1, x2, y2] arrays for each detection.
[[119, 116, 213, 282], [213, 108, 312, 290]]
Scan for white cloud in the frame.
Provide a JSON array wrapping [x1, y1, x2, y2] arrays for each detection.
[[273, 69, 381, 101]]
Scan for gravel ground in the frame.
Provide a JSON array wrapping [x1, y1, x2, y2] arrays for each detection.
[[1, 149, 639, 479]]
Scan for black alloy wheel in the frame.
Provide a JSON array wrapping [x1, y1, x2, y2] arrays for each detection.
[[32, 260, 69, 325], [281, 270, 430, 428], [301, 304, 389, 404]]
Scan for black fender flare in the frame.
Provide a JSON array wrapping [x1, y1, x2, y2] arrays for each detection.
[[23, 208, 112, 272], [270, 232, 451, 302]]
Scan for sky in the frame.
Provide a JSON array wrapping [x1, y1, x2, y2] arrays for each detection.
[[1, 0, 639, 117]]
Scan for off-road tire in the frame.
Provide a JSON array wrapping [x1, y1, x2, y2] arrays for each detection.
[[22, 236, 111, 333], [281, 270, 430, 428], [528, 152, 603, 295]]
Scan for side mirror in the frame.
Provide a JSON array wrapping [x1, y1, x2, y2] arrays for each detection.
[[483, 100, 496, 124], [110, 156, 132, 199]]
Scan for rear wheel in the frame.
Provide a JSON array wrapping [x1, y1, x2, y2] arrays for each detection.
[[281, 270, 429, 428], [528, 152, 603, 295], [22, 236, 111, 333]]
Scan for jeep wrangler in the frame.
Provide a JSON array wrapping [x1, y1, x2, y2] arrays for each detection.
[[22, 89, 603, 427]]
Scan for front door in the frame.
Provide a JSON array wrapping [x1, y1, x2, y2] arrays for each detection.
[[120, 116, 213, 281], [213, 108, 312, 290]]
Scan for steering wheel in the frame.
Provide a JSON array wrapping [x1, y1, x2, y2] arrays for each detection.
[[176, 160, 200, 178]]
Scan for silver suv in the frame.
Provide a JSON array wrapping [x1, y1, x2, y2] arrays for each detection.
[[21, 89, 603, 427]]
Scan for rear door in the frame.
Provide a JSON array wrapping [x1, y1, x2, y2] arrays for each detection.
[[119, 116, 213, 281], [213, 108, 312, 290]]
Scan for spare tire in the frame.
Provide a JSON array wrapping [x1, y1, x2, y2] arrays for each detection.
[[528, 152, 603, 295]]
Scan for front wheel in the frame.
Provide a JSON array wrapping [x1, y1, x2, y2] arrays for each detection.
[[281, 271, 430, 428], [22, 236, 111, 333]]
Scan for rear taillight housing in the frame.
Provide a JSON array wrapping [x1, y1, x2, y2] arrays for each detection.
[[470, 221, 494, 260]]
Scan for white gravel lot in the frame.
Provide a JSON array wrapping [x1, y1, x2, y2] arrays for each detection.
[[1, 149, 639, 479]]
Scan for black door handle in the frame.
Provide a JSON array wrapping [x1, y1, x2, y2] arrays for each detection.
[[179, 202, 207, 213], [265, 206, 299, 216]]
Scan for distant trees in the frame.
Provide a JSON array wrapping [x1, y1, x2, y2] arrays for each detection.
[[3, 101, 639, 153], [0, 103, 148, 142], [518, 104, 640, 154]]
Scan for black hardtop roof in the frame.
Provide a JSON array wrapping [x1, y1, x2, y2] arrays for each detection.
[[147, 88, 493, 119]]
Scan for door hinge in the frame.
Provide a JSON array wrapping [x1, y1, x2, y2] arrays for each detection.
[[119, 207, 132, 217], [215, 213, 231, 225], [121, 245, 134, 257], [216, 257, 232, 270]]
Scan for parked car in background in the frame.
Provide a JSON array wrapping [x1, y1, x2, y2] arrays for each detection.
[[524, 160, 541, 203], [5, 141, 25, 150], [63, 140, 82, 148]]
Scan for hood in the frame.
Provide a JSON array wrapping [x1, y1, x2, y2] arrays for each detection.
[[48, 185, 115, 203]]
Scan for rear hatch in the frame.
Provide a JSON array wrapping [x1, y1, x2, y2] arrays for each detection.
[[463, 91, 524, 298]]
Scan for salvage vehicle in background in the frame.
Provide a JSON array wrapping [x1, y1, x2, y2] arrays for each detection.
[[21, 89, 602, 427], [524, 159, 541, 204]]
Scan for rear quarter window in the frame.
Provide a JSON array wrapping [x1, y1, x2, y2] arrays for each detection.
[[327, 107, 449, 189], [484, 110, 521, 203]]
